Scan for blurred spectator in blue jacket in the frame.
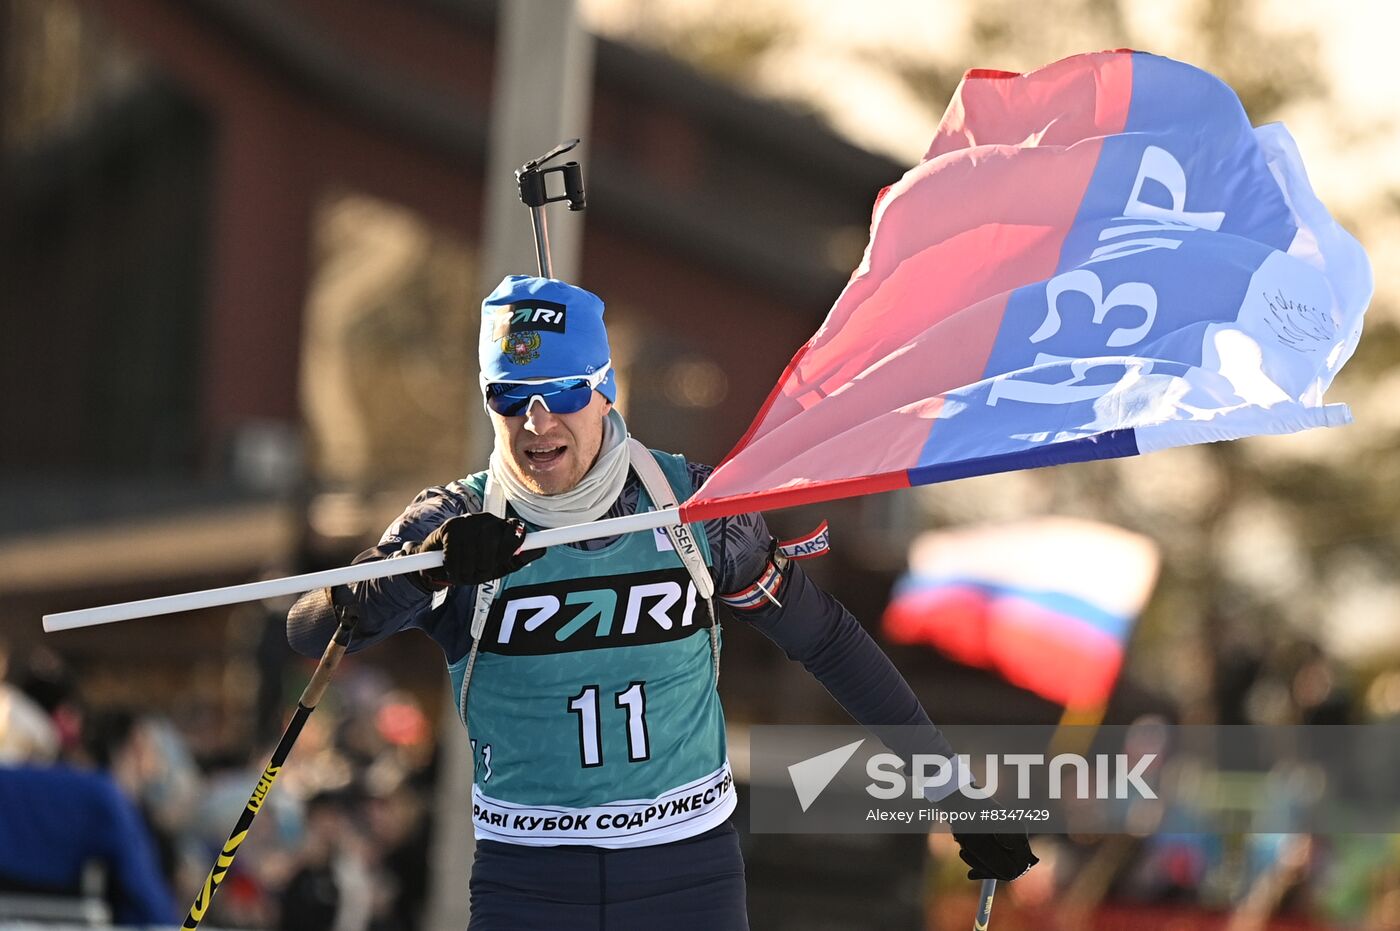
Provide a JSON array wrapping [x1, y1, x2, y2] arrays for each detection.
[[0, 762, 176, 926]]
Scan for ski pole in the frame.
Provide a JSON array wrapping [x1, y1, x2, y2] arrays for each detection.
[[974, 878, 996, 930], [182, 606, 358, 929]]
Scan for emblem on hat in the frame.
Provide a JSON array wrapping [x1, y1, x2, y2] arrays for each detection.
[[502, 331, 542, 364]]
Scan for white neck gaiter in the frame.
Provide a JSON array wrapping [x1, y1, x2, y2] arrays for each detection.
[[488, 408, 631, 528]]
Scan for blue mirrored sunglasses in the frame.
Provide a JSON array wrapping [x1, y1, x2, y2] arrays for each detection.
[[482, 365, 611, 417]]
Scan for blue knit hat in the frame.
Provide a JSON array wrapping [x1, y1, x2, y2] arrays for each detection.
[[478, 275, 616, 402]]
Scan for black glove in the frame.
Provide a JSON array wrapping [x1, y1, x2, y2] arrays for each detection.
[[937, 790, 1039, 882], [405, 514, 544, 587], [951, 829, 1039, 882]]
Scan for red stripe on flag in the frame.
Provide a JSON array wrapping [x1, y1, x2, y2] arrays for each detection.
[[884, 586, 992, 667], [883, 586, 1125, 708], [991, 608, 1124, 708], [680, 471, 910, 523], [927, 51, 1135, 160]]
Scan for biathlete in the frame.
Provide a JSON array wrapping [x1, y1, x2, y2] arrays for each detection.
[[287, 275, 1037, 929]]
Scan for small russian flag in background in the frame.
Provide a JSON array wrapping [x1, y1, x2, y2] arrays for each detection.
[[882, 518, 1160, 709]]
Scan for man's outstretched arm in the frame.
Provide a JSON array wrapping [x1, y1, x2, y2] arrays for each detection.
[[710, 507, 1037, 882]]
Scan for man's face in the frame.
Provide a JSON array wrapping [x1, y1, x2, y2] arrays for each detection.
[[490, 390, 613, 495]]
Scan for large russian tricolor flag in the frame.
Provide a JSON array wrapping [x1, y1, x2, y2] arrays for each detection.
[[679, 50, 1371, 523], [882, 519, 1160, 708]]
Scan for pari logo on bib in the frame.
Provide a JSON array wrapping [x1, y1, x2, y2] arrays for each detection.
[[479, 275, 617, 404]]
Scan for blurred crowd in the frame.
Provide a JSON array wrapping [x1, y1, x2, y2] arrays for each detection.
[[0, 636, 438, 930]]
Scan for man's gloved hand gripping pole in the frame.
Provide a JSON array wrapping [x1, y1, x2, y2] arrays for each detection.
[[933, 789, 1039, 882], [955, 829, 1038, 882], [402, 513, 546, 587], [936, 791, 1038, 930]]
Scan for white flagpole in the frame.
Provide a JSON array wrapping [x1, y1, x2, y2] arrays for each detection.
[[42, 507, 680, 633]]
